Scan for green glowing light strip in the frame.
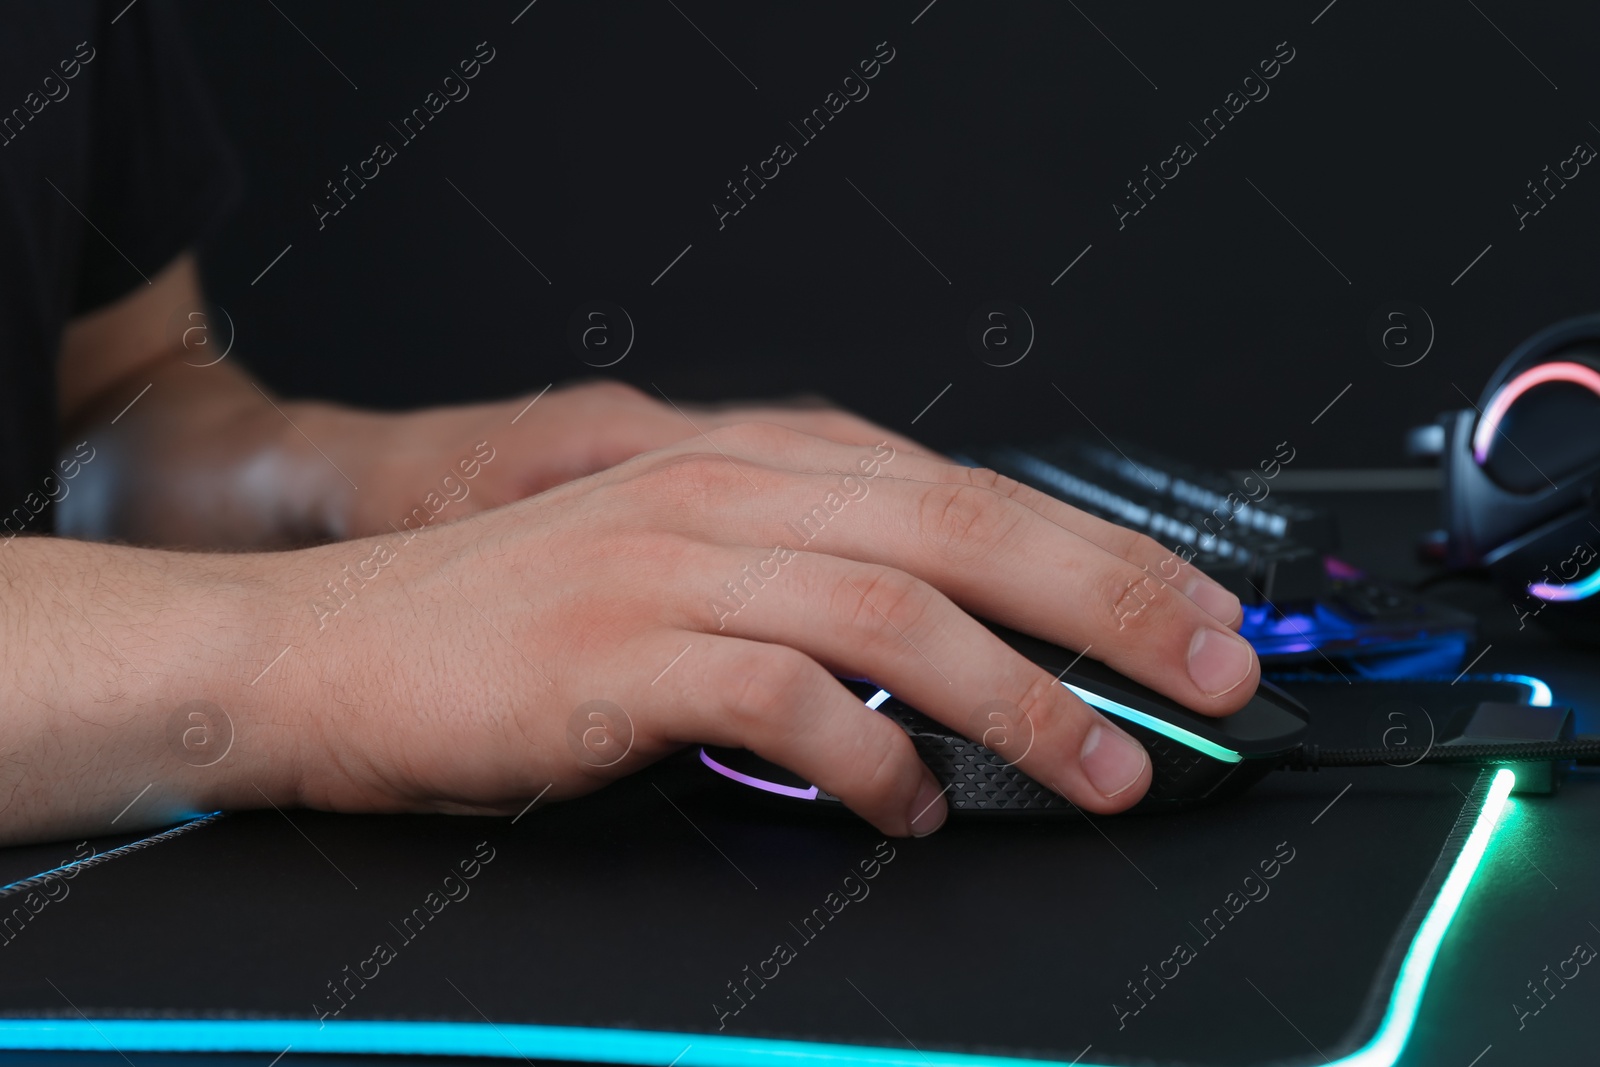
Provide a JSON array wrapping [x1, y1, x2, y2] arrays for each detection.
[[1318, 766, 1516, 1066], [1060, 680, 1242, 763], [0, 770, 1516, 1066]]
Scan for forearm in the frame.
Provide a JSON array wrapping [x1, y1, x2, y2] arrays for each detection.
[[57, 356, 366, 548], [0, 534, 308, 844]]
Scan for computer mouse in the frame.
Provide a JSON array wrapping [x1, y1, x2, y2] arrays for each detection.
[[700, 622, 1310, 815]]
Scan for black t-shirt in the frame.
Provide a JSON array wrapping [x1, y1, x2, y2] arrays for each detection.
[[0, 1, 238, 532]]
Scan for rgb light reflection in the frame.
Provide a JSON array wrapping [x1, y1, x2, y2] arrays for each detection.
[[0, 776, 1518, 1067], [1472, 360, 1600, 464], [1489, 674, 1554, 707], [1059, 681, 1242, 764], [1529, 569, 1600, 602], [698, 749, 818, 801]]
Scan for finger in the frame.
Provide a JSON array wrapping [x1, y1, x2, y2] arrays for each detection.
[[696, 550, 1151, 813], [654, 633, 950, 836], [691, 423, 1240, 628], [880, 459, 1241, 629], [639, 434, 1259, 715]]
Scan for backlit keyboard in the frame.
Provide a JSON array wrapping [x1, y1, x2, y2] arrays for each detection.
[[959, 439, 1476, 673]]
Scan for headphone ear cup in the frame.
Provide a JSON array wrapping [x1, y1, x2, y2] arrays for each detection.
[[1439, 409, 1495, 569], [1442, 316, 1600, 641], [1473, 350, 1600, 493], [1478, 313, 1600, 408]]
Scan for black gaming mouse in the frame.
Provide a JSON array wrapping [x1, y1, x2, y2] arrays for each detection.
[[701, 622, 1309, 815]]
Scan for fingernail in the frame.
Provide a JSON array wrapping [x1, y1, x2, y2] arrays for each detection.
[[1187, 628, 1255, 697], [908, 780, 948, 837], [1081, 720, 1148, 798], [1185, 577, 1242, 627]]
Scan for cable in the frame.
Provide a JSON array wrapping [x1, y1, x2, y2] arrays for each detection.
[[1281, 738, 1600, 770]]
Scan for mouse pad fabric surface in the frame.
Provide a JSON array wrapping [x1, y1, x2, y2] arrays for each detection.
[[0, 748, 1508, 1067]]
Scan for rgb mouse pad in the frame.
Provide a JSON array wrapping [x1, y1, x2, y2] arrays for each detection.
[[0, 761, 1511, 1067]]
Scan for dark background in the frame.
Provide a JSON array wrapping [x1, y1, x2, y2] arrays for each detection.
[[179, 0, 1600, 469]]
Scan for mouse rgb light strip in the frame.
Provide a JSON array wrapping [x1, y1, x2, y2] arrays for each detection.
[[698, 749, 819, 800], [1059, 681, 1242, 763], [0, 770, 1515, 1067]]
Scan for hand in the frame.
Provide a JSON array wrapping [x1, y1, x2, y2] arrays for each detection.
[[261, 423, 1254, 837], [52, 253, 923, 551], [305, 381, 936, 539]]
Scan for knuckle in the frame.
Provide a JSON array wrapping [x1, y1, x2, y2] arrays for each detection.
[[918, 483, 1024, 561], [1013, 669, 1070, 745], [576, 379, 649, 404], [848, 724, 917, 813], [960, 465, 1001, 490], [646, 451, 748, 498], [830, 567, 935, 654], [1103, 565, 1170, 635], [960, 465, 1023, 500], [812, 411, 876, 445], [704, 420, 798, 452], [1126, 531, 1169, 564], [722, 646, 815, 734]]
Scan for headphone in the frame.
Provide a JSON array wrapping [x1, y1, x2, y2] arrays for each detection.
[[1416, 314, 1600, 640]]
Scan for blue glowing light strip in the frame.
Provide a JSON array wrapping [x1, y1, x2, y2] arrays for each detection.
[[1489, 674, 1553, 707], [1059, 681, 1242, 764], [0, 774, 1516, 1067], [0, 812, 225, 900]]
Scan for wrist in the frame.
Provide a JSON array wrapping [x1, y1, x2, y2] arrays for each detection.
[[159, 538, 423, 822], [0, 539, 314, 843], [173, 547, 321, 816]]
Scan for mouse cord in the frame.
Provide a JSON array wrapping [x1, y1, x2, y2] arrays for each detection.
[[1280, 737, 1600, 770]]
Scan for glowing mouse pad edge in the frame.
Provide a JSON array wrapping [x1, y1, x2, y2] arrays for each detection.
[[0, 770, 1515, 1067]]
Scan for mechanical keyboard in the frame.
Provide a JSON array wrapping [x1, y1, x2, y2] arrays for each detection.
[[957, 438, 1477, 674]]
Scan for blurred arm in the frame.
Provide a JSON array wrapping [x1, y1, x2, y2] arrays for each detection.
[[56, 252, 363, 547]]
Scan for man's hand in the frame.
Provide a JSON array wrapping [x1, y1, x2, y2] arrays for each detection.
[[1, 423, 1253, 845], [30, 251, 1256, 847], [311, 380, 938, 540], [0, 422, 1254, 844]]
